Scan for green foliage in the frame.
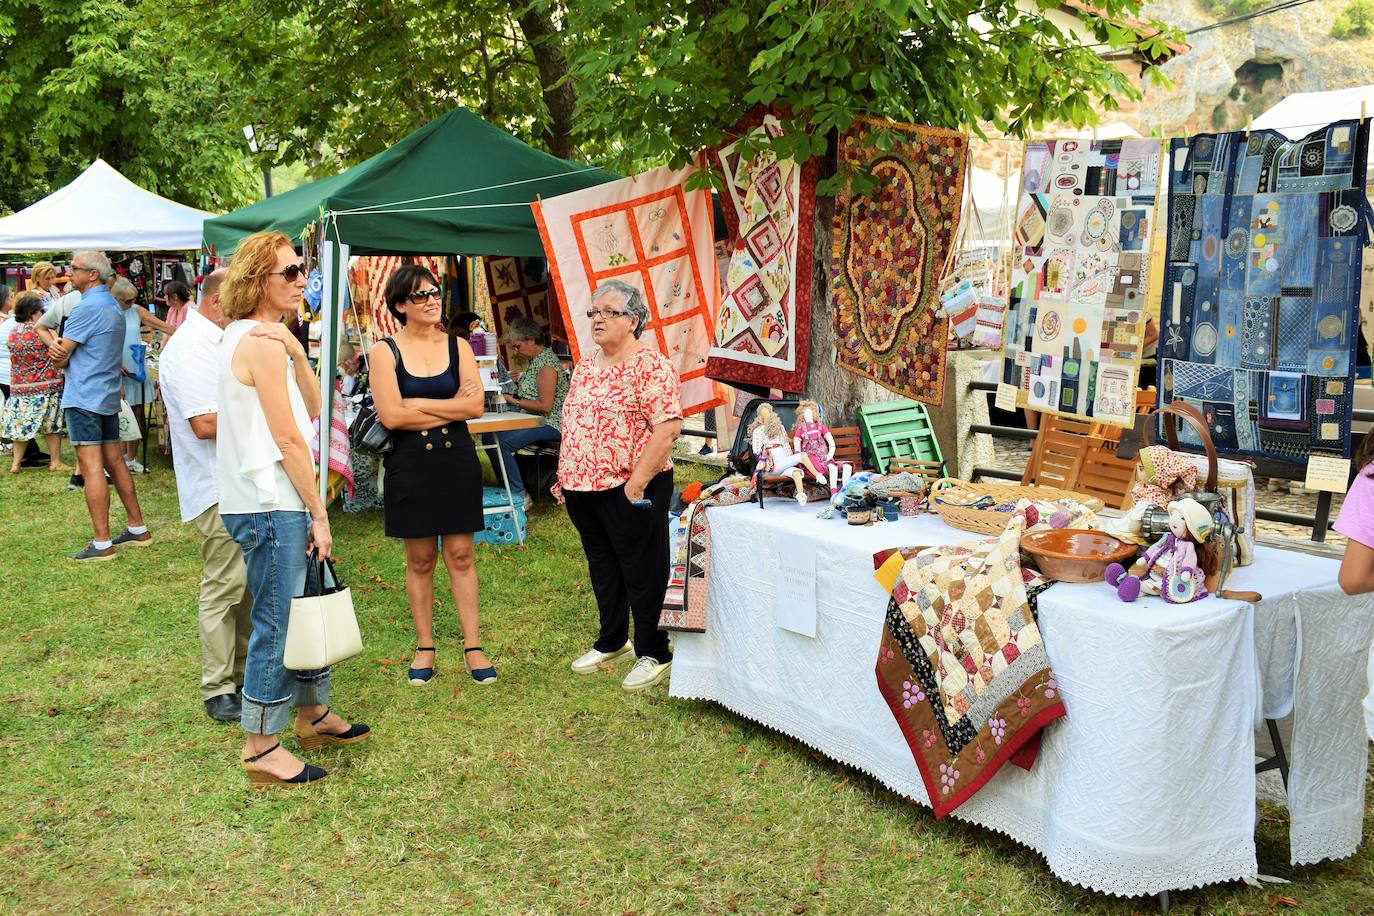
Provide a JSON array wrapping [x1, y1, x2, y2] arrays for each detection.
[[0, 1, 257, 215], [564, 0, 1180, 192], [1333, 0, 1374, 38], [1204, 0, 1269, 15]]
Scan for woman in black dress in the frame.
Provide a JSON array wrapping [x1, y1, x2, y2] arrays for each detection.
[[369, 265, 495, 685]]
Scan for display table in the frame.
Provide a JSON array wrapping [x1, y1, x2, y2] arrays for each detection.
[[468, 410, 542, 545], [669, 500, 1374, 897]]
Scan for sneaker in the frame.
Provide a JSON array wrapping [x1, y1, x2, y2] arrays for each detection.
[[125, 458, 146, 474], [570, 641, 634, 675], [111, 528, 153, 548], [622, 656, 672, 691], [69, 542, 116, 562]]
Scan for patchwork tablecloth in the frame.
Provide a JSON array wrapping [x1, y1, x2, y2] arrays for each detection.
[[669, 501, 1373, 897]]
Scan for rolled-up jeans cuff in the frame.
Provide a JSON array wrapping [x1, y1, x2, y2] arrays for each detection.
[[240, 669, 330, 735]]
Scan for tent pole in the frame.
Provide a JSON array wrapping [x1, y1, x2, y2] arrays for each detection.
[[318, 223, 349, 505]]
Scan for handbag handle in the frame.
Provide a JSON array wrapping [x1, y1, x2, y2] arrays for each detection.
[[1144, 401, 1219, 492], [306, 558, 345, 597]]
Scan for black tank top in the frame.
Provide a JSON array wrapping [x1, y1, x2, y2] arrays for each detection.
[[390, 335, 460, 399]]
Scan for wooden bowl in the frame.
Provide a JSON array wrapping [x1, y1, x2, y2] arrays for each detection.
[[1020, 529, 1139, 584]]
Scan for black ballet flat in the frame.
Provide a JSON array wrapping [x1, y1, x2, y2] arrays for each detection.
[[464, 646, 497, 684]]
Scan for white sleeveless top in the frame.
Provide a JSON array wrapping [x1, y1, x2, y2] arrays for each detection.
[[215, 319, 314, 515]]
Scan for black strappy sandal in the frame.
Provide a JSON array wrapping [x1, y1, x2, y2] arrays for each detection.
[[242, 742, 327, 788], [464, 646, 498, 684], [294, 707, 371, 752], [408, 646, 436, 686]]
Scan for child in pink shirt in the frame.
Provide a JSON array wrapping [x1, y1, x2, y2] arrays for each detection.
[[1335, 434, 1374, 595]]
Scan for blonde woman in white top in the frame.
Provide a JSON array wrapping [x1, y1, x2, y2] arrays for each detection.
[[217, 231, 369, 787]]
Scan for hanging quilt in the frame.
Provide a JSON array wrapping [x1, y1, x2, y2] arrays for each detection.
[[349, 255, 448, 345], [1160, 121, 1370, 461], [831, 117, 967, 406], [485, 256, 552, 362], [703, 110, 817, 393], [532, 164, 723, 416], [659, 475, 755, 633], [873, 518, 1065, 819], [1001, 139, 1162, 427]]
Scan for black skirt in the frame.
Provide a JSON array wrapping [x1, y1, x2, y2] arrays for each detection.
[[382, 422, 484, 538]]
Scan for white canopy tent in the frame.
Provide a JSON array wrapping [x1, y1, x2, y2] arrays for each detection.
[[1250, 85, 1374, 139], [0, 159, 213, 253]]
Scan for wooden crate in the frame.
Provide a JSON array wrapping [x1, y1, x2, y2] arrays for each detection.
[[857, 399, 944, 474]]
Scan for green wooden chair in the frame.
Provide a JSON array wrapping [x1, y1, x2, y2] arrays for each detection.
[[857, 399, 945, 475]]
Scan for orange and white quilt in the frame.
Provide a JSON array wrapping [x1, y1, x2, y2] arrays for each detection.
[[532, 165, 722, 416]]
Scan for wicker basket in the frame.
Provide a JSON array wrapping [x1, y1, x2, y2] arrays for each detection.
[[929, 478, 1105, 536]]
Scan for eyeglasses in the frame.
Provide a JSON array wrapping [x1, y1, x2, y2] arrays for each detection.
[[585, 308, 628, 320], [406, 288, 442, 304], [71, 265, 96, 274], [268, 263, 308, 282]]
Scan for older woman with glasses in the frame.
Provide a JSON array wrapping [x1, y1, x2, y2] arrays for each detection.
[[369, 265, 494, 687], [556, 279, 682, 692]]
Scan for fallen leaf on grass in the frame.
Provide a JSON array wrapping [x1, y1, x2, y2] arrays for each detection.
[[954, 849, 972, 858], [1269, 896, 1300, 908], [811, 851, 827, 882], [833, 777, 849, 791]]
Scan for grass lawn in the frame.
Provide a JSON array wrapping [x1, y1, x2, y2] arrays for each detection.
[[2, 453, 1372, 914]]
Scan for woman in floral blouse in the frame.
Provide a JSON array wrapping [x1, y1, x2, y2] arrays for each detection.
[[1, 294, 67, 473], [557, 279, 682, 692], [486, 316, 570, 508]]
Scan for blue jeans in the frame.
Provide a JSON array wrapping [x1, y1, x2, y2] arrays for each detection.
[[483, 425, 560, 496], [222, 510, 330, 735]]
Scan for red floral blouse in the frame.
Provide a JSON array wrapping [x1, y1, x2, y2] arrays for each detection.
[[557, 346, 682, 492], [8, 324, 62, 396]]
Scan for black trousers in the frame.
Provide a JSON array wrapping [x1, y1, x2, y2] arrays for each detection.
[[564, 470, 674, 663]]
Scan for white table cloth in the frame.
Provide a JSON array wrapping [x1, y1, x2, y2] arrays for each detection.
[[669, 500, 1373, 896]]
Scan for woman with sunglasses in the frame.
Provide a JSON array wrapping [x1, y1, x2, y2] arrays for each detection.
[[369, 265, 495, 686], [217, 232, 369, 787]]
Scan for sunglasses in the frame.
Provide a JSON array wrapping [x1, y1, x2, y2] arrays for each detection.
[[406, 288, 442, 305], [269, 263, 308, 282]]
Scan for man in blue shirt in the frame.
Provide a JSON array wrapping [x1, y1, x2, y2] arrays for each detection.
[[51, 251, 151, 561]]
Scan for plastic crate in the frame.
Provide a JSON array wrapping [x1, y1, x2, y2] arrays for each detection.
[[474, 487, 527, 546]]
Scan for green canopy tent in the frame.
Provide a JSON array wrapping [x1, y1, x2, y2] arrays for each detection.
[[202, 107, 619, 503]]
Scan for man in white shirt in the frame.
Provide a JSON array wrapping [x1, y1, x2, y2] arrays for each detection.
[[159, 270, 252, 724]]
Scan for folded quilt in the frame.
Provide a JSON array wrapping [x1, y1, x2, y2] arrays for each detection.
[[660, 475, 755, 633], [873, 518, 1066, 818]]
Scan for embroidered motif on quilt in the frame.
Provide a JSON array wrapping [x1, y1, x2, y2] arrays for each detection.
[[533, 164, 724, 416], [703, 111, 817, 393], [483, 256, 553, 363], [1001, 139, 1163, 428], [831, 117, 968, 406], [659, 476, 755, 633], [873, 518, 1066, 819], [1160, 120, 1369, 461]]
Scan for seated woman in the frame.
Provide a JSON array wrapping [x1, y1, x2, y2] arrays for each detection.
[[369, 265, 495, 686], [485, 316, 569, 508]]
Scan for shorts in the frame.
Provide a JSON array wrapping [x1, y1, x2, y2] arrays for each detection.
[[66, 407, 120, 446]]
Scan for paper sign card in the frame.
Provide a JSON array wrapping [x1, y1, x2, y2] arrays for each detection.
[[1305, 456, 1352, 494], [995, 383, 1019, 413], [774, 532, 817, 638]]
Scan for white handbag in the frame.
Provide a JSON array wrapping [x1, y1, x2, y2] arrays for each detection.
[[284, 559, 363, 670]]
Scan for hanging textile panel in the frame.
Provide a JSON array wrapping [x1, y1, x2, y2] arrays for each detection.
[[703, 111, 817, 393], [349, 255, 449, 344], [873, 518, 1065, 819], [831, 117, 968, 406], [1000, 139, 1162, 427], [532, 164, 723, 416], [485, 256, 552, 362], [1160, 121, 1369, 461]]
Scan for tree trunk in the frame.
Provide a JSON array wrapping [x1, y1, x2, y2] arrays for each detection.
[[513, 3, 577, 159], [804, 168, 895, 421]]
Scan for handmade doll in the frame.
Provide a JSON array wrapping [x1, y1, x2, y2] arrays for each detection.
[[791, 400, 854, 495], [750, 403, 825, 505], [1105, 497, 1211, 604]]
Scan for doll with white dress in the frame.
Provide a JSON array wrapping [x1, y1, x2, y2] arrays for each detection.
[[791, 399, 853, 495], [750, 403, 825, 505]]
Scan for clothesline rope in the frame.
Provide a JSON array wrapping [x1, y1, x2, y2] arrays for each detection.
[[328, 167, 606, 215]]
